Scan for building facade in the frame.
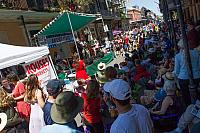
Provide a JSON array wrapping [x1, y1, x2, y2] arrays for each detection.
[[0, 0, 50, 10], [0, 9, 57, 46], [159, 0, 200, 23], [0, 9, 75, 59], [182, 0, 200, 22], [127, 7, 142, 23]]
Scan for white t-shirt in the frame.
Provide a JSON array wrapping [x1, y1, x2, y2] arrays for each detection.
[[110, 104, 153, 133], [40, 124, 81, 133]]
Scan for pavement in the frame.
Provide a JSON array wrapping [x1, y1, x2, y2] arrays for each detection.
[[107, 55, 125, 67]]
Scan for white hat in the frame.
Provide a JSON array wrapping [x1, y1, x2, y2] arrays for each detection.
[[177, 39, 184, 48], [148, 48, 155, 53], [68, 73, 76, 78], [106, 79, 131, 100], [0, 113, 7, 131], [98, 62, 106, 71]]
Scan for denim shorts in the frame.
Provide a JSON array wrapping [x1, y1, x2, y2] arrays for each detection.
[[123, 44, 129, 49]]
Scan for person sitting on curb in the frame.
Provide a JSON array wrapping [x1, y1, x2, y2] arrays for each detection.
[[105, 79, 153, 133], [40, 91, 83, 133], [167, 92, 200, 133]]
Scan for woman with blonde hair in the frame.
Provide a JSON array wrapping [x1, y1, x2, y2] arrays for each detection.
[[81, 80, 104, 133], [24, 74, 45, 133]]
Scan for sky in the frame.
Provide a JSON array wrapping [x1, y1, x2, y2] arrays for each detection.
[[126, 0, 162, 16]]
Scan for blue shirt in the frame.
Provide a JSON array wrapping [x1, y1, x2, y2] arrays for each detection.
[[175, 50, 200, 79], [40, 124, 82, 133], [165, 39, 172, 49], [154, 88, 167, 102], [43, 101, 54, 125]]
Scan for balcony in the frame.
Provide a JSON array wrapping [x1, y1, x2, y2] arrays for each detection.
[[110, 0, 121, 7]]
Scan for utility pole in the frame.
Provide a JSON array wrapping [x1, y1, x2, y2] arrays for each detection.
[[19, 15, 32, 46]]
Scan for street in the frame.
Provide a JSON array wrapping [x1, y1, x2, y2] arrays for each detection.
[[107, 55, 125, 67]]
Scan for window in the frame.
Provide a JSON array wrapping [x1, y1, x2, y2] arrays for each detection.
[[29, 30, 40, 46], [20, 23, 42, 46], [26, 0, 44, 10]]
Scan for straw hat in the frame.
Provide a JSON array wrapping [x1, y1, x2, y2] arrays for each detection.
[[0, 113, 7, 131], [98, 62, 106, 71], [163, 80, 177, 92], [158, 67, 167, 76], [165, 72, 175, 80]]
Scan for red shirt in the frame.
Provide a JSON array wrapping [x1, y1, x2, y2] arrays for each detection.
[[72, 60, 88, 80], [125, 36, 129, 45], [133, 65, 150, 82], [81, 93, 101, 124], [187, 28, 200, 48], [118, 39, 123, 45], [12, 82, 31, 119]]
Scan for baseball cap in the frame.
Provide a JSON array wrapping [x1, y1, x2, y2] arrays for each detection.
[[103, 81, 112, 92], [106, 79, 131, 100], [46, 79, 64, 95]]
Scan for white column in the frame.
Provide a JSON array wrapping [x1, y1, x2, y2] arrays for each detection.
[[192, 0, 197, 22], [196, 4, 200, 21]]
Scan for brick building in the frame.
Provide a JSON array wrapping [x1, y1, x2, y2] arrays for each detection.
[[127, 7, 142, 23]]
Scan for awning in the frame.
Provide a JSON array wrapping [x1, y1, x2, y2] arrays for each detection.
[[0, 43, 49, 69], [35, 11, 97, 36]]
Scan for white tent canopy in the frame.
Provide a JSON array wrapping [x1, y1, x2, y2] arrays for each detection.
[[0, 43, 49, 69]]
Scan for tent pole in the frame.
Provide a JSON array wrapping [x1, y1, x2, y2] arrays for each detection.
[[48, 55, 58, 79], [66, 11, 81, 60]]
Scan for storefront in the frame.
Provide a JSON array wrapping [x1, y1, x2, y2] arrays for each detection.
[[35, 11, 97, 60], [38, 33, 75, 61]]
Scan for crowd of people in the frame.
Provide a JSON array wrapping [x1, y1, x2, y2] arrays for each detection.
[[0, 20, 200, 133]]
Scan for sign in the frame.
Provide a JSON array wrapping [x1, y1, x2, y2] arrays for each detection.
[[23, 56, 56, 87], [38, 33, 74, 48], [104, 25, 109, 32]]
